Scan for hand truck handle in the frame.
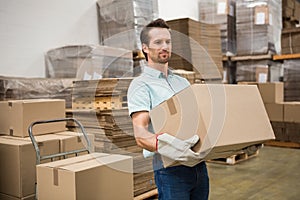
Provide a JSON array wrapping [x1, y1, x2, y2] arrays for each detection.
[[28, 118, 92, 164]]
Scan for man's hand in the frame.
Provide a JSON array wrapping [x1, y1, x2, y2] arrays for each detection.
[[156, 133, 202, 167]]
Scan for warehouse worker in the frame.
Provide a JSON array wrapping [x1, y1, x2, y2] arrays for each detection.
[[127, 18, 209, 200]]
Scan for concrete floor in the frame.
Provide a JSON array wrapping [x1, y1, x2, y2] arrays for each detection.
[[207, 146, 300, 200]]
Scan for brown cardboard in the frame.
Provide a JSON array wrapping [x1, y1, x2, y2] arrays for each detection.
[[0, 99, 66, 137], [257, 82, 284, 103], [264, 103, 284, 122], [37, 153, 133, 200], [0, 135, 60, 198], [0, 193, 35, 200], [284, 102, 300, 123], [54, 131, 95, 157], [150, 84, 275, 167]]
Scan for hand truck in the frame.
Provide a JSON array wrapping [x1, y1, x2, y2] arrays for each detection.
[[28, 118, 92, 199]]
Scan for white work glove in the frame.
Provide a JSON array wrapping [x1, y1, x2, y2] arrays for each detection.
[[156, 133, 201, 167]]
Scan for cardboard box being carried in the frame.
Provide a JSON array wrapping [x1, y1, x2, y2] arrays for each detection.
[[0, 193, 35, 200], [0, 99, 66, 137], [150, 84, 275, 167], [37, 153, 133, 200]]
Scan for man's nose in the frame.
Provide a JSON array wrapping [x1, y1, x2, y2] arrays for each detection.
[[161, 41, 170, 49]]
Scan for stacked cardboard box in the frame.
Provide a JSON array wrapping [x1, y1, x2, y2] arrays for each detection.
[[236, 0, 282, 55], [0, 100, 66, 198], [199, 0, 237, 56], [36, 153, 133, 200], [240, 82, 300, 143], [0, 76, 74, 108], [281, 28, 300, 54], [97, 0, 158, 50], [283, 59, 300, 101], [0, 99, 100, 199], [0, 99, 66, 137], [236, 59, 282, 83], [69, 78, 156, 196], [166, 18, 223, 80], [282, 0, 300, 28], [0, 132, 93, 200], [45, 45, 133, 79]]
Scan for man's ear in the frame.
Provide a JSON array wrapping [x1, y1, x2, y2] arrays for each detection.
[[142, 43, 149, 54]]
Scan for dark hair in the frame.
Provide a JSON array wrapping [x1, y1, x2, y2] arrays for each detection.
[[140, 18, 170, 60]]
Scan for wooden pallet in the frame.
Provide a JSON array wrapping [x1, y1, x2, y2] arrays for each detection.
[[134, 188, 158, 200], [208, 150, 259, 165], [264, 140, 300, 149]]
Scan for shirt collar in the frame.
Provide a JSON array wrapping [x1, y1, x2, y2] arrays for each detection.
[[144, 66, 174, 78]]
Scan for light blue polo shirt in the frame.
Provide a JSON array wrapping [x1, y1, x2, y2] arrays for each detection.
[[127, 66, 190, 157]]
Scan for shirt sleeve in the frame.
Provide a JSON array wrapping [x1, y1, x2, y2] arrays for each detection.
[[127, 79, 151, 116]]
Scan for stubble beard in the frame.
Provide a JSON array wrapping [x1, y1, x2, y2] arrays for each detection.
[[157, 52, 171, 64]]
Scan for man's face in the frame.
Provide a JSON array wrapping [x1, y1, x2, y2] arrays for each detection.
[[143, 28, 172, 65]]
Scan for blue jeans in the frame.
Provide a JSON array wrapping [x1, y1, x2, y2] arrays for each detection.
[[154, 161, 209, 200]]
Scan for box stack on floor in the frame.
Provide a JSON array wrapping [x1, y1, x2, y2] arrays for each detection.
[[67, 78, 156, 197], [0, 99, 100, 199], [239, 82, 300, 145]]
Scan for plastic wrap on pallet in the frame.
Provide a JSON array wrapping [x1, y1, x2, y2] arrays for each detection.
[[236, 59, 282, 83], [199, 0, 237, 56], [45, 45, 133, 79], [283, 59, 300, 101], [236, 0, 282, 55], [0, 76, 74, 108], [97, 0, 158, 50]]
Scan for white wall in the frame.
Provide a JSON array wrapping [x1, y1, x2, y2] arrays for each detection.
[[158, 0, 199, 21], [0, 0, 99, 77], [0, 0, 199, 78]]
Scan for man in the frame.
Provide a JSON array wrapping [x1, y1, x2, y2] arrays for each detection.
[[127, 18, 209, 200]]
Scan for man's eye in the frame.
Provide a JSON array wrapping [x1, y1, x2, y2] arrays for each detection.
[[154, 41, 162, 45]]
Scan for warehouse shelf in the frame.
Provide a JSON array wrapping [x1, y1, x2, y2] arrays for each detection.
[[223, 52, 273, 62], [273, 53, 300, 60], [230, 53, 273, 61]]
